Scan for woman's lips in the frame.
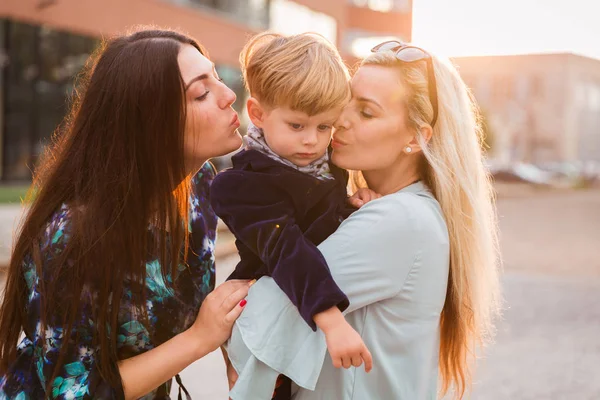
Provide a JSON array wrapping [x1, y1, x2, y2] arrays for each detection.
[[331, 138, 347, 149], [230, 114, 240, 128]]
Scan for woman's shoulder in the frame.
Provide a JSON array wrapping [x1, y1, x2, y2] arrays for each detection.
[[191, 161, 217, 201], [40, 204, 72, 251], [348, 182, 448, 244], [194, 161, 217, 184]]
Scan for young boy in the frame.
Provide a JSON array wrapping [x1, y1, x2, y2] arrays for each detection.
[[210, 32, 373, 398]]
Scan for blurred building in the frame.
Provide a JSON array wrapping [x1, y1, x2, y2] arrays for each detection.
[[454, 53, 600, 165], [0, 0, 412, 181]]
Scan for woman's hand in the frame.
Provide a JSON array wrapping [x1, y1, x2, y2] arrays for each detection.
[[119, 280, 251, 399], [348, 188, 381, 208], [188, 279, 251, 358]]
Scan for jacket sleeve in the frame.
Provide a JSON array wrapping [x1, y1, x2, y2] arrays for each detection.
[[210, 170, 349, 330]]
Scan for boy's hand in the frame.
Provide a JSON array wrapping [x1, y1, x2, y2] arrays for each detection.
[[314, 307, 373, 373], [348, 188, 381, 208], [324, 320, 373, 372]]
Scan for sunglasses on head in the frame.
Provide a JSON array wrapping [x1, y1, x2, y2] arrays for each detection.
[[371, 40, 438, 128]]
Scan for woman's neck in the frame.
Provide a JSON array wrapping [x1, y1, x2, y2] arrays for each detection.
[[362, 162, 421, 196]]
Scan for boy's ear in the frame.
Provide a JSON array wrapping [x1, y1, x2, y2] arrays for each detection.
[[247, 97, 267, 129]]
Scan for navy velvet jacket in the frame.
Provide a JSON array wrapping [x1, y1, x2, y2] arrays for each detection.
[[210, 149, 353, 330]]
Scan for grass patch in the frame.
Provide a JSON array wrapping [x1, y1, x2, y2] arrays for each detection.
[[0, 185, 32, 204]]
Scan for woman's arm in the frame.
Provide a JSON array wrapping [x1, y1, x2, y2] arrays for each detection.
[[118, 328, 208, 399], [118, 279, 250, 400], [317, 193, 428, 313]]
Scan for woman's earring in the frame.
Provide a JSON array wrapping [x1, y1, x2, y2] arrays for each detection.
[[405, 146, 412, 154]]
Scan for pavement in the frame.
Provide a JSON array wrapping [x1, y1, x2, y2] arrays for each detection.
[[0, 204, 26, 268]]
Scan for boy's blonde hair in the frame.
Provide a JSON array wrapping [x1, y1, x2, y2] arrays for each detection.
[[240, 32, 350, 115]]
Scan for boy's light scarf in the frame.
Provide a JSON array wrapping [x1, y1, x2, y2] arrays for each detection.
[[244, 123, 333, 181]]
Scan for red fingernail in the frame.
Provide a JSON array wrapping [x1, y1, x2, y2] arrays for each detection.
[[240, 299, 247, 307]]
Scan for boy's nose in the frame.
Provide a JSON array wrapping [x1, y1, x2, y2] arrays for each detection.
[[303, 130, 318, 146]]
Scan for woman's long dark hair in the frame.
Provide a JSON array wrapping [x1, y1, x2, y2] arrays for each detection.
[[0, 29, 204, 391]]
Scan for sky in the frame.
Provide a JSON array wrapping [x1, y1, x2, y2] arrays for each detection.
[[412, 0, 600, 60]]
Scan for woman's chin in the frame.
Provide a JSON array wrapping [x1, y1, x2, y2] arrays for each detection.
[[227, 131, 243, 152], [330, 150, 351, 170]]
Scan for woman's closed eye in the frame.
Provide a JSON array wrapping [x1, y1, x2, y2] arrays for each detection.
[[196, 90, 210, 101], [360, 108, 374, 119]]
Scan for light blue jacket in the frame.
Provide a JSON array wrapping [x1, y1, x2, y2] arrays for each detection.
[[226, 182, 450, 400]]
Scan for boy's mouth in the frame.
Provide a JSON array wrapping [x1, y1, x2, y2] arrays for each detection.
[[296, 153, 317, 159]]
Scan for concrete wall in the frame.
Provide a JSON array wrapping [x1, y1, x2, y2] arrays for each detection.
[[454, 53, 600, 164], [0, 0, 258, 66]]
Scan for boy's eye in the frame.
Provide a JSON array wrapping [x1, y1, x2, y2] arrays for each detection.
[[318, 124, 332, 131], [289, 123, 303, 130]]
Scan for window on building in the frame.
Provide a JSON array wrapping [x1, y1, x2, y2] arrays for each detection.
[[168, 0, 271, 29], [269, 0, 337, 45], [1, 20, 97, 181], [343, 29, 404, 58], [350, 0, 411, 13]]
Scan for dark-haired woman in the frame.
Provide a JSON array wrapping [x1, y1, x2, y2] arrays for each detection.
[[0, 29, 250, 399]]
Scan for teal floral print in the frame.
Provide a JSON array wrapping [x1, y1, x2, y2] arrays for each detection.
[[0, 163, 218, 399]]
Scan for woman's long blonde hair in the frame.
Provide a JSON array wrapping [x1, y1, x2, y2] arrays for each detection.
[[357, 51, 502, 398]]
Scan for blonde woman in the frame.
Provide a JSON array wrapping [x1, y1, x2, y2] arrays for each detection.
[[225, 40, 500, 400]]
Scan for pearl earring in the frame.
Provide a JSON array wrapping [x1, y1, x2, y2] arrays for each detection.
[[405, 146, 412, 153]]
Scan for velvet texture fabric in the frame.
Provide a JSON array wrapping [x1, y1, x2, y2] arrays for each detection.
[[210, 149, 354, 329]]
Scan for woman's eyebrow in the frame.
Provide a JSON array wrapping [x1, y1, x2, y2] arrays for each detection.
[[356, 96, 383, 110], [185, 74, 209, 91]]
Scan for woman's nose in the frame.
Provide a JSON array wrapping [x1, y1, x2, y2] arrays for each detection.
[[334, 107, 350, 131], [218, 83, 237, 109]]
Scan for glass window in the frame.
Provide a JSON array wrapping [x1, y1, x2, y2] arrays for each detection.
[[1, 20, 97, 181], [270, 0, 337, 45], [343, 29, 403, 58], [167, 0, 271, 29], [3, 21, 37, 181], [350, 0, 411, 13]]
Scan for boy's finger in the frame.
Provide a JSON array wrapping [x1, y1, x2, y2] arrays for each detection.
[[332, 358, 342, 369], [351, 355, 363, 367], [362, 348, 373, 373], [342, 356, 352, 369]]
